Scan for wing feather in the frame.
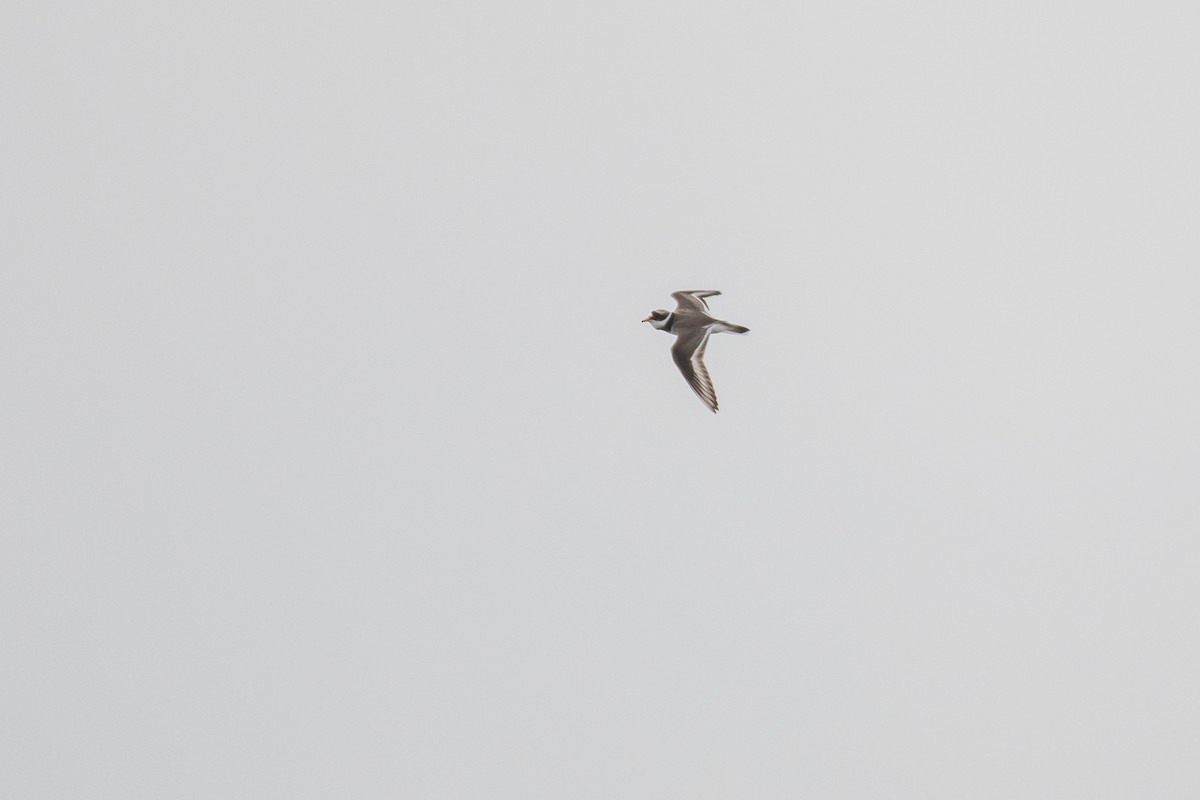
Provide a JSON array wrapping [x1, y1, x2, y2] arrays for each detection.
[[671, 290, 721, 313], [671, 327, 718, 413]]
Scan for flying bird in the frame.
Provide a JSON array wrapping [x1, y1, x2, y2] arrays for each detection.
[[642, 290, 749, 413]]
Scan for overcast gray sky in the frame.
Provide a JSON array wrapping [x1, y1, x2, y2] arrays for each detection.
[[4, 1, 1200, 797]]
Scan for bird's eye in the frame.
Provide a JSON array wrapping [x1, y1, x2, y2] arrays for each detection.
[[652, 311, 667, 320]]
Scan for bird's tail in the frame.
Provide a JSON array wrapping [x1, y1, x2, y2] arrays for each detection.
[[724, 323, 750, 334]]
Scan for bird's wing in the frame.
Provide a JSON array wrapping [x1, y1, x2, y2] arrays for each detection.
[[671, 326, 718, 413], [671, 290, 721, 312]]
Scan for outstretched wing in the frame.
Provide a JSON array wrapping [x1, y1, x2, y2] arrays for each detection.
[[671, 326, 718, 413], [671, 290, 721, 313]]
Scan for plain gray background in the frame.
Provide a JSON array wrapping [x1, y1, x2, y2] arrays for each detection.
[[4, 1, 1199, 797]]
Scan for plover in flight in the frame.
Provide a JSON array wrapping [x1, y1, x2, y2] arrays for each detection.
[[642, 290, 749, 413]]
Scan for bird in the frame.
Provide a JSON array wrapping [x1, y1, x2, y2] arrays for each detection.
[[642, 290, 749, 413]]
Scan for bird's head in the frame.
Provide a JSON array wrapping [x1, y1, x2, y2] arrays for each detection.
[[642, 309, 672, 330]]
